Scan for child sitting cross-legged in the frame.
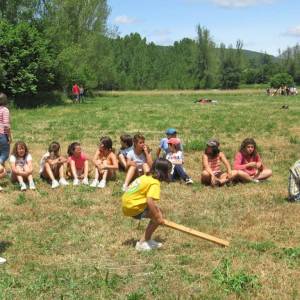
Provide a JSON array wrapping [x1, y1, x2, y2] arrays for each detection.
[[90, 136, 118, 188], [40, 141, 69, 188], [166, 138, 193, 184], [122, 158, 172, 251]]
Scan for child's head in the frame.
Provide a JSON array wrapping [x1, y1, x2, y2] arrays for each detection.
[[167, 138, 181, 152], [67, 142, 81, 157], [48, 142, 61, 157], [205, 139, 220, 158], [0, 93, 8, 106], [12, 141, 28, 158], [240, 138, 257, 157], [120, 134, 133, 148], [133, 133, 145, 150], [165, 128, 177, 138], [99, 136, 113, 152], [151, 158, 172, 182]]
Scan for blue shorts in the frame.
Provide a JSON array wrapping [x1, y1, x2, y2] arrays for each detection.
[[132, 208, 149, 220]]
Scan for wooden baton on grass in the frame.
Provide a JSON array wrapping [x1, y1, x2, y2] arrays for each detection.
[[163, 219, 229, 247]]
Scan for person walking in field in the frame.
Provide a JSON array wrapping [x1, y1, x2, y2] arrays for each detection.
[[234, 138, 272, 183], [201, 139, 238, 186], [0, 93, 12, 191], [72, 83, 80, 103], [122, 158, 172, 251]]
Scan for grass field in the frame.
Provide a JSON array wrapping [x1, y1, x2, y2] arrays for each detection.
[[0, 89, 299, 299]]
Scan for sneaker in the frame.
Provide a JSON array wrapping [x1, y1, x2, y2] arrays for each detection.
[[122, 184, 128, 192], [185, 178, 193, 185], [97, 179, 106, 189], [0, 186, 3, 192], [73, 178, 80, 186], [0, 257, 6, 265], [135, 241, 153, 251], [51, 179, 60, 189], [59, 178, 69, 186], [20, 182, 27, 191], [148, 239, 162, 249], [82, 177, 89, 185], [90, 179, 98, 188], [29, 181, 36, 190], [252, 179, 260, 183]]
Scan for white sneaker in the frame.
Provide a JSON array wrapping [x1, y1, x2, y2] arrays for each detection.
[[148, 239, 162, 249], [0, 186, 3, 192], [185, 178, 193, 185], [122, 184, 128, 192], [0, 257, 6, 264], [29, 181, 36, 190], [82, 177, 89, 185], [59, 178, 69, 186], [135, 241, 153, 251], [73, 178, 80, 186], [90, 179, 98, 187], [97, 179, 106, 189], [51, 179, 60, 189], [252, 179, 260, 183], [20, 182, 27, 191]]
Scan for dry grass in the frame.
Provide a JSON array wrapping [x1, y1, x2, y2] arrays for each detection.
[[0, 90, 299, 299]]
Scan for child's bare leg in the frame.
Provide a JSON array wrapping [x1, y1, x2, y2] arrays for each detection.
[[142, 163, 150, 175], [16, 175, 24, 184], [237, 170, 253, 182], [59, 164, 66, 179], [83, 160, 89, 179], [0, 165, 6, 179], [256, 169, 272, 180], [124, 165, 136, 187], [201, 171, 211, 185], [44, 162, 55, 181], [141, 208, 162, 241], [69, 161, 78, 179], [94, 168, 99, 181], [118, 154, 127, 170]]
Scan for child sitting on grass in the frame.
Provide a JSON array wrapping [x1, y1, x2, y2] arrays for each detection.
[[10, 141, 36, 191], [122, 133, 153, 191], [201, 139, 238, 187], [67, 142, 89, 186], [40, 141, 69, 188], [166, 138, 193, 184], [118, 134, 133, 171], [90, 136, 118, 188], [156, 128, 181, 158], [122, 158, 172, 251], [234, 138, 272, 183]]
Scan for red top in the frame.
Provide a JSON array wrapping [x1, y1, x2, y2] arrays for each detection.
[[234, 151, 262, 176], [72, 84, 80, 95], [68, 153, 87, 170]]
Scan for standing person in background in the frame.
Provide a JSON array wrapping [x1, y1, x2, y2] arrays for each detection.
[[79, 85, 84, 103], [72, 83, 80, 103], [0, 93, 12, 191]]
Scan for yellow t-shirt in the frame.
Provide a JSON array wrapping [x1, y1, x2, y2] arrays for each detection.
[[122, 175, 161, 217]]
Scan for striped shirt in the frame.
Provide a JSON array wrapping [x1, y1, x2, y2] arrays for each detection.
[[0, 106, 10, 134], [208, 155, 221, 175]]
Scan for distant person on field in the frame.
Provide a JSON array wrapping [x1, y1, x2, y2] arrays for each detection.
[[122, 158, 172, 251], [10, 141, 36, 191], [90, 136, 118, 188], [201, 139, 238, 186], [67, 142, 89, 186], [156, 128, 182, 158], [79, 85, 84, 102], [122, 133, 153, 191], [166, 138, 193, 184], [118, 134, 133, 171], [0, 93, 12, 191], [40, 142, 69, 189], [72, 83, 80, 103], [234, 138, 272, 183]]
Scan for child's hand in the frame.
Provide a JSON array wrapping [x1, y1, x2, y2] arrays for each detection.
[[247, 162, 257, 168], [143, 145, 149, 154]]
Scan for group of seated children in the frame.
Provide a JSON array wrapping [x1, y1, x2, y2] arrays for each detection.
[[0, 130, 272, 191], [201, 138, 272, 186]]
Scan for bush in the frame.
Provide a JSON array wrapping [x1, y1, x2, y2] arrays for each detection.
[[270, 73, 294, 88]]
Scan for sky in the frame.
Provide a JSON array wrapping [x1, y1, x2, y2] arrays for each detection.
[[108, 0, 300, 56]]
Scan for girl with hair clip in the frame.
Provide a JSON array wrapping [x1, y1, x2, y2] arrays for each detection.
[[234, 138, 272, 183], [67, 142, 89, 186], [122, 158, 172, 251], [40, 142, 69, 188], [10, 141, 36, 191], [201, 139, 238, 187], [90, 136, 118, 188]]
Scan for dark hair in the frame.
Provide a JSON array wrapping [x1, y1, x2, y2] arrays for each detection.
[[48, 142, 61, 158], [120, 134, 133, 148], [205, 145, 220, 158], [240, 138, 257, 157], [99, 136, 112, 150], [12, 141, 29, 158], [67, 142, 80, 156], [151, 158, 172, 182], [0, 93, 8, 106], [133, 133, 145, 145]]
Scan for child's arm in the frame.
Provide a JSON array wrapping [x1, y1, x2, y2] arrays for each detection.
[[92, 150, 100, 166], [10, 162, 24, 176], [103, 153, 119, 170], [156, 147, 161, 158], [147, 198, 164, 225], [202, 154, 214, 176], [220, 152, 232, 176], [143, 145, 153, 168], [25, 159, 33, 175]]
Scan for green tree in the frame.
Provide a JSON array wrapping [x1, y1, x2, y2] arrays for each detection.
[[270, 73, 294, 88]]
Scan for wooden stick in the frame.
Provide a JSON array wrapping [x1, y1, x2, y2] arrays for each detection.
[[163, 219, 229, 247]]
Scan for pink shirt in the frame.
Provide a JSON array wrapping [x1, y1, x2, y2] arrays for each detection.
[[0, 106, 10, 134], [68, 153, 87, 170], [208, 154, 221, 175], [234, 152, 262, 176]]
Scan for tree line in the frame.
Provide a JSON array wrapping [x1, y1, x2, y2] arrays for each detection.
[[0, 0, 299, 102]]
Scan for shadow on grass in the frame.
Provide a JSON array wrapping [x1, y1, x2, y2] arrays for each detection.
[[0, 241, 12, 254]]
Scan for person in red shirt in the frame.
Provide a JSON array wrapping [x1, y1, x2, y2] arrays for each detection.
[[72, 83, 80, 103]]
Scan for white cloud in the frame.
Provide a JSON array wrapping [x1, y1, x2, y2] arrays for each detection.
[[212, 0, 274, 8], [285, 26, 300, 37], [114, 15, 139, 25]]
